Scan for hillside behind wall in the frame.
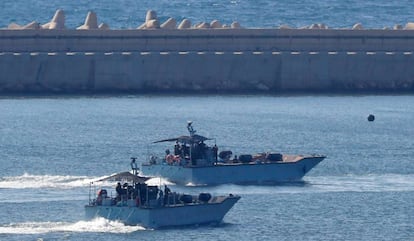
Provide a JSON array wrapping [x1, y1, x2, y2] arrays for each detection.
[[1, 28, 414, 93]]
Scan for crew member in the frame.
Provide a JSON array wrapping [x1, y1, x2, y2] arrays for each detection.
[[174, 141, 181, 156], [116, 182, 126, 201], [164, 185, 171, 205], [130, 157, 138, 175], [165, 149, 175, 164], [213, 144, 218, 163]]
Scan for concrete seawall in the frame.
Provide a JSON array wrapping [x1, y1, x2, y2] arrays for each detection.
[[1, 29, 414, 93]]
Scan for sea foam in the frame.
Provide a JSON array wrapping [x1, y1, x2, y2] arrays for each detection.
[[0, 173, 99, 189], [0, 217, 144, 234]]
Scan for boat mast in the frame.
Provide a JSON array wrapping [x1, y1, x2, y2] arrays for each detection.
[[187, 121, 196, 136], [187, 121, 195, 164]]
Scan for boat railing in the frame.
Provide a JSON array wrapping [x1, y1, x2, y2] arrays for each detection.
[[88, 181, 210, 208]]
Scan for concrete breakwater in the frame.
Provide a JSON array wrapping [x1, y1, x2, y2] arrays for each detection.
[[2, 19, 414, 93]]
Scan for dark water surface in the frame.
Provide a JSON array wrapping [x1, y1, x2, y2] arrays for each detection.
[[0, 95, 413, 240]]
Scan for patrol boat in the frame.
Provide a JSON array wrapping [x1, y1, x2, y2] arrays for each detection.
[[141, 122, 326, 185], [85, 166, 240, 228]]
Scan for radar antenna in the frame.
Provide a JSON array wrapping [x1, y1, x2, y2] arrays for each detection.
[[187, 121, 196, 136]]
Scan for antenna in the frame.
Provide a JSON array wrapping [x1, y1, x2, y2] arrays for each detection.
[[89, 182, 92, 205], [187, 121, 196, 136]]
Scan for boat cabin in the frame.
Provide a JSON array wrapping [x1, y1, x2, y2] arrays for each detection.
[[151, 122, 219, 166]]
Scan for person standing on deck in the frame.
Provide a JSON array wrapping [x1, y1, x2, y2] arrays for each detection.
[[130, 157, 138, 175]]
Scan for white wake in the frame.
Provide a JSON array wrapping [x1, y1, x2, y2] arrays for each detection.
[[205, 174, 414, 195], [0, 217, 145, 234], [0, 173, 172, 190], [0, 173, 99, 189]]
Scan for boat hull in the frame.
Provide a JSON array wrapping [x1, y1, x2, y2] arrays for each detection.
[[142, 156, 325, 185], [85, 196, 240, 228]]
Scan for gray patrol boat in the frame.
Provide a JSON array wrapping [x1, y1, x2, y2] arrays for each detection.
[[85, 167, 240, 228], [141, 122, 326, 185]]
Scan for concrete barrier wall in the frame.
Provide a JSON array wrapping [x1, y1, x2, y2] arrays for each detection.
[[1, 50, 413, 92], [2, 29, 414, 52], [1, 29, 414, 92]]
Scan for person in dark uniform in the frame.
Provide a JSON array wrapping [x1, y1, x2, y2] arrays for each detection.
[[164, 185, 171, 196], [164, 185, 171, 205], [213, 144, 218, 163], [174, 141, 181, 156], [130, 157, 138, 175], [116, 182, 126, 201]]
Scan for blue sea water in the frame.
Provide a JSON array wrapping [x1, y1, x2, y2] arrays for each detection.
[[0, 95, 413, 240], [1, 0, 414, 240], [1, 0, 414, 29]]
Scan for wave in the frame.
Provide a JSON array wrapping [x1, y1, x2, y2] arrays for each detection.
[[202, 174, 414, 195], [0, 173, 173, 190], [1, 173, 413, 194], [0, 217, 145, 234], [145, 177, 174, 186], [0, 173, 100, 189]]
